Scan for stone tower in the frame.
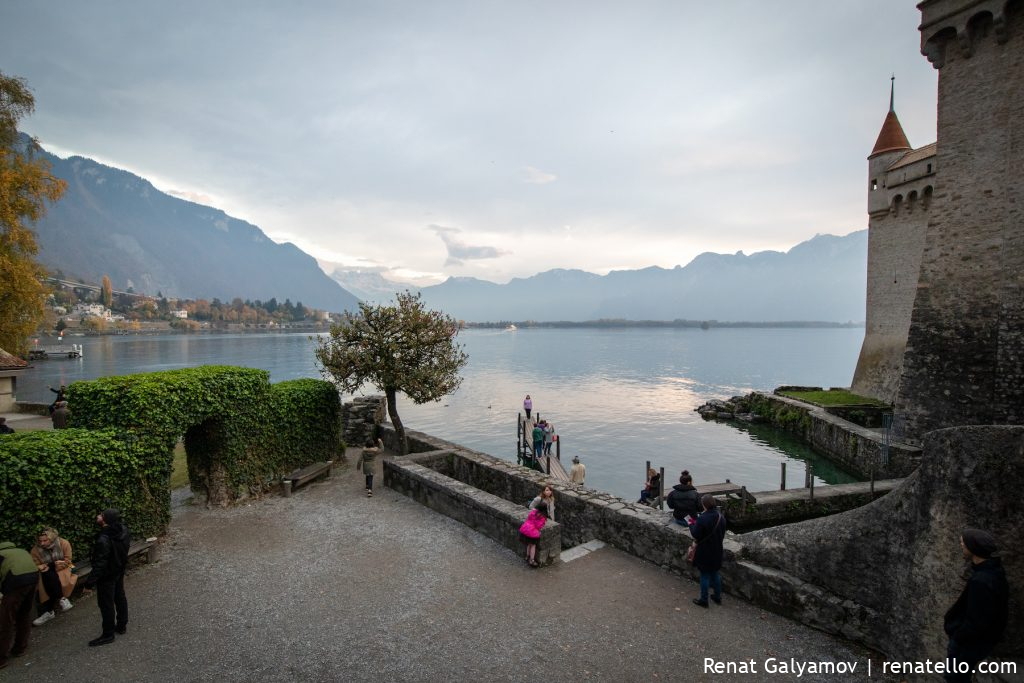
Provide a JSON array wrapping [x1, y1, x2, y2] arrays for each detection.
[[851, 82, 935, 403], [895, 0, 1023, 439]]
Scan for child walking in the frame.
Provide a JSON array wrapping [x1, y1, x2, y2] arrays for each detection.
[[357, 437, 384, 497]]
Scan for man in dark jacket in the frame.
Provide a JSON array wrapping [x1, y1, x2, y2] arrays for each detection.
[[82, 508, 131, 646], [0, 542, 40, 669], [688, 494, 726, 608], [666, 471, 701, 524], [943, 528, 1009, 682]]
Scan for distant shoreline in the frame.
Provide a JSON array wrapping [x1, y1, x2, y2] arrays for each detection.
[[464, 320, 864, 330]]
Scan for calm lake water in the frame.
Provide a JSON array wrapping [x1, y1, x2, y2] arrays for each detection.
[[18, 327, 865, 499]]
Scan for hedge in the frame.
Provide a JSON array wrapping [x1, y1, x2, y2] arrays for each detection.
[[0, 366, 342, 551]]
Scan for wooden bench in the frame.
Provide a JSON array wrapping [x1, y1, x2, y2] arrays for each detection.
[[281, 460, 334, 496], [696, 481, 757, 504], [73, 538, 160, 581]]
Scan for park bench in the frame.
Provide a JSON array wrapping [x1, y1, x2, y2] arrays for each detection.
[[281, 460, 334, 496], [72, 537, 160, 582]]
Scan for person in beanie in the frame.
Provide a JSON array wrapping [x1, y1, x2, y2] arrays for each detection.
[[0, 542, 40, 669], [82, 509, 131, 646], [943, 528, 1009, 682]]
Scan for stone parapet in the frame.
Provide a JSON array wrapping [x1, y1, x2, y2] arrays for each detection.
[[340, 395, 386, 447], [384, 451, 561, 566]]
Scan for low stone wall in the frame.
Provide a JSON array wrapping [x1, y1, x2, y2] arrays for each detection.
[[384, 450, 561, 565], [14, 401, 50, 415], [340, 396, 386, 448], [380, 426, 697, 573], [749, 392, 920, 479], [724, 479, 904, 530]]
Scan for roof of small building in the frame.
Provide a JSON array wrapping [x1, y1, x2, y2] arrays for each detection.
[[0, 348, 29, 371], [870, 110, 912, 157], [887, 142, 937, 170]]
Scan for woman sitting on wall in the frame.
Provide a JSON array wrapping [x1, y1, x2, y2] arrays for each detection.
[[529, 485, 556, 522], [30, 527, 75, 626]]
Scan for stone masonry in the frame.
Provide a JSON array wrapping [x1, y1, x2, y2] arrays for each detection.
[[896, 0, 1024, 439]]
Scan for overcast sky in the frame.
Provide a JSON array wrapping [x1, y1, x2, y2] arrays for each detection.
[[1, 1, 938, 286]]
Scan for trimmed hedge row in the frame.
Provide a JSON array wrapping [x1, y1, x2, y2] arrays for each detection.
[[0, 366, 342, 551], [0, 429, 152, 555]]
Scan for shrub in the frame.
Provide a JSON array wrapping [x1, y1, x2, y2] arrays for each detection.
[[0, 366, 342, 550]]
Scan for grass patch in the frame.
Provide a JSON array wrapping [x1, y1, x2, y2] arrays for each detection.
[[778, 389, 888, 407], [170, 441, 189, 490]]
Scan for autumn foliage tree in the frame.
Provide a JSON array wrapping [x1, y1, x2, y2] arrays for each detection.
[[101, 274, 113, 308], [315, 291, 468, 454], [0, 73, 66, 354]]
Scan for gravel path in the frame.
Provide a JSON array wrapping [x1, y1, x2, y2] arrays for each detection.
[[5, 450, 895, 682]]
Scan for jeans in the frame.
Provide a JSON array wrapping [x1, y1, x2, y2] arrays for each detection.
[[97, 575, 128, 637], [699, 570, 722, 603], [39, 563, 63, 614], [944, 638, 991, 683], [534, 441, 543, 457], [365, 474, 374, 491]]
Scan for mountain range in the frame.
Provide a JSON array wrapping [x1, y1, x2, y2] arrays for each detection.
[[330, 230, 868, 323], [25, 135, 360, 313], [26, 135, 866, 322]]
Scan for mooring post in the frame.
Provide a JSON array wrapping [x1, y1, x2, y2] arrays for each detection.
[[741, 486, 749, 506], [517, 413, 522, 460], [780, 462, 787, 490], [805, 464, 811, 489], [808, 466, 815, 500], [556, 437, 561, 461], [659, 466, 665, 510]]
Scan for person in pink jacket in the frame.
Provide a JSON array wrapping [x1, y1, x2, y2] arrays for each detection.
[[518, 502, 548, 568]]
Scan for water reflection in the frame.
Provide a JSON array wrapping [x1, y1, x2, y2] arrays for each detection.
[[16, 327, 865, 499]]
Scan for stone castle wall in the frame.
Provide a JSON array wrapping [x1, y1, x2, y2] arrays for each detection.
[[897, 0, 1024, 437], [852, 186, 931, 403]]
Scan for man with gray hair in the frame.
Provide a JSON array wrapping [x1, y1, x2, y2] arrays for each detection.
[[943, 528, 1009, 682]]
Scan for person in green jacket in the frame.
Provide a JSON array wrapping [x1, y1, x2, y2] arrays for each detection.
[[0, 541, 40, 670]]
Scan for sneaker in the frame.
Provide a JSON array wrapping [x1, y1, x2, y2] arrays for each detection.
[[59, 597, 73, 612], [367, 490, 373, 497], [33, 611, 56, 626]]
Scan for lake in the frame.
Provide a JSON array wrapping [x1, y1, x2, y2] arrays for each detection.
[[17, 327, 865, 500]]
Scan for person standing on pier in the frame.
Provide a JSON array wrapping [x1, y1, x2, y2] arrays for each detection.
[[569, 456, 586, 485], [543, 421, 555, 455], [523, 395, 532, 420], [689, 494, 726, 608], [531, 422, 544, 459], [943, 528, 1009, 682]]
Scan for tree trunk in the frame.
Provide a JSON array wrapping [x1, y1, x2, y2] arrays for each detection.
[[386, 388, 408, 455]]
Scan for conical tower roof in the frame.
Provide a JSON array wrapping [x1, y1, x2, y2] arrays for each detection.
[[870, 77, 911, 157]]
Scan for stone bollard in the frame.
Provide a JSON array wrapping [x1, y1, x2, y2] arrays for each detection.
[[281, 479, 293, 497]]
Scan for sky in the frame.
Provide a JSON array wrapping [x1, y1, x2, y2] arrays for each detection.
[[0, 1, 938, 286]]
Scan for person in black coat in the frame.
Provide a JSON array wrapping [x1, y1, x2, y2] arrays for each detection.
[[666, 471, 701, 524], [943, 528, 1009, 682], [688, 494, 726, 608], [82, 508, 131, 647]]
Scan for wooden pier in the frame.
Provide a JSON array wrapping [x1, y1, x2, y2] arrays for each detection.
[[516, 413, 569, 482], [27, 343, 83, 360]]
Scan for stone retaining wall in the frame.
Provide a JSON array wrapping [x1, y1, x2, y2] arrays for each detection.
[[340, 396, 386, 448], [384, 450, 561, 565], [750, 392, 920, 479], [723, 479, 903, 530]]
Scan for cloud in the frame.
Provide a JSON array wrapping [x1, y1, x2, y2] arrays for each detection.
[[428, 224, 511, 267], [167, 189, 217, 206], [521, 166, 557, 184]]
